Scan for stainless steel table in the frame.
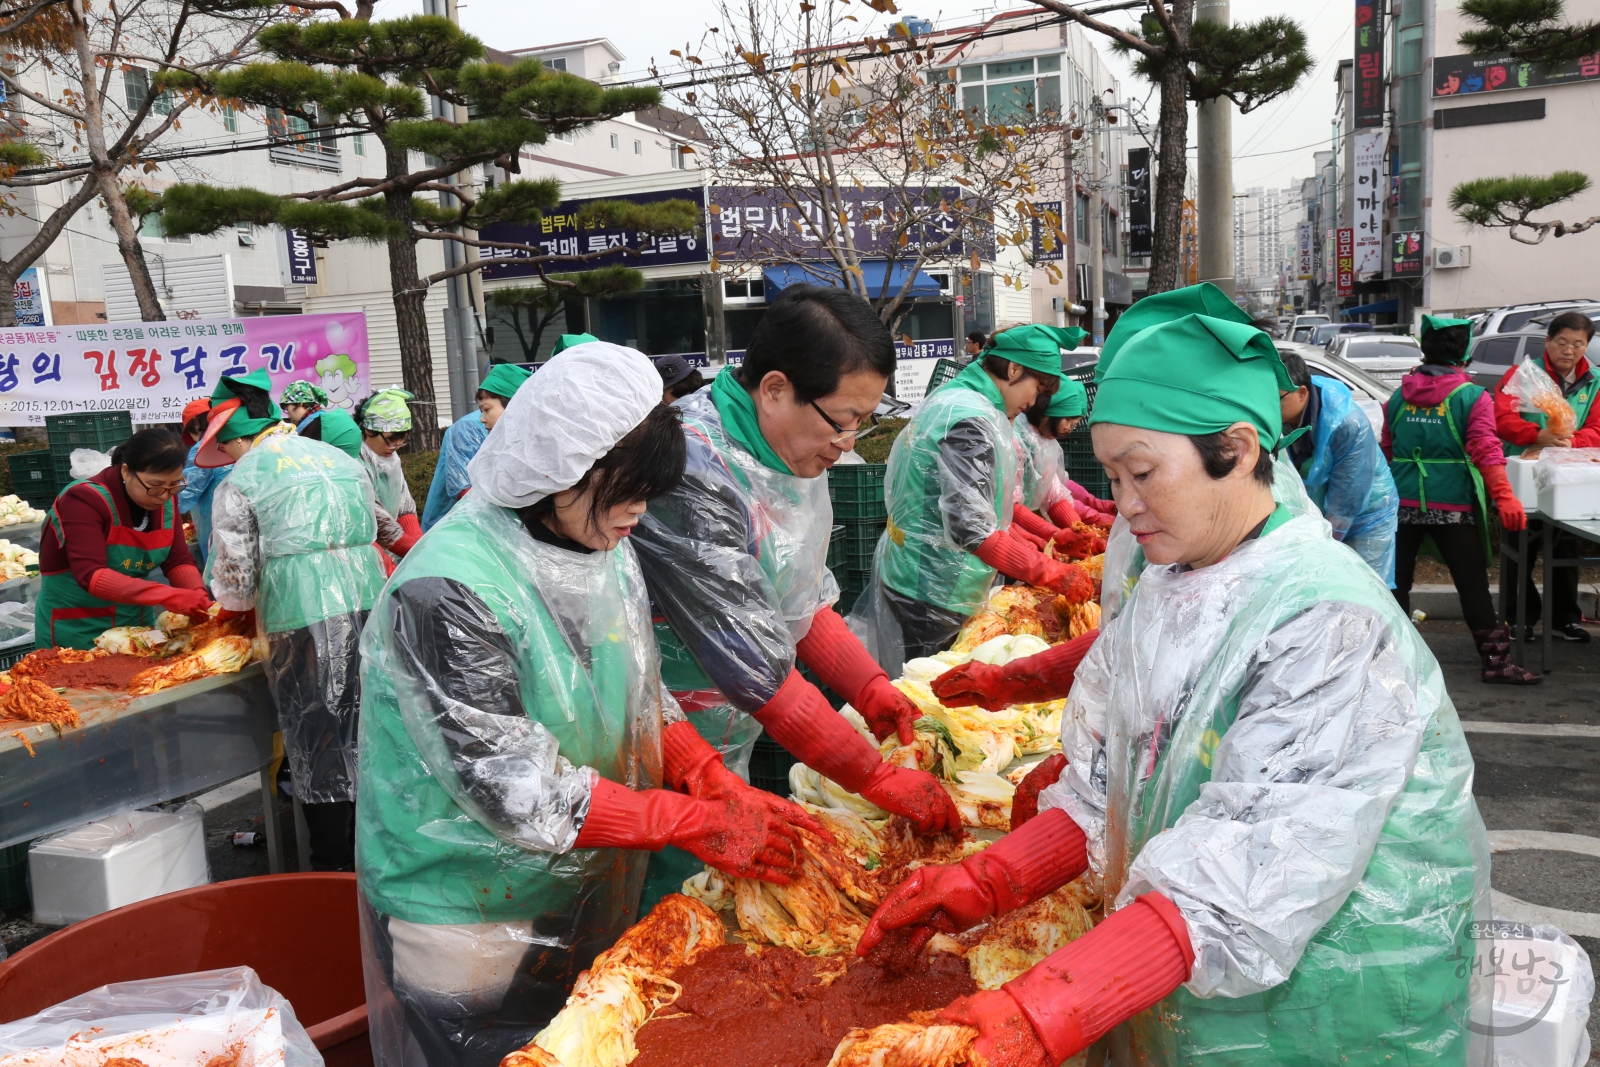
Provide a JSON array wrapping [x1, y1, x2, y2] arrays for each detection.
[[1506, 513, 1600, 672], [0, 663, 286, 873]]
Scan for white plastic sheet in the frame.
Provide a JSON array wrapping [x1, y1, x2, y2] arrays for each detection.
[[0, 966, 322, 1067]]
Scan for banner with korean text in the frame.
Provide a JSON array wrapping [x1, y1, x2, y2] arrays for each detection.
[[1352, 130, 1385, 274], [0, 312, 371, 427]]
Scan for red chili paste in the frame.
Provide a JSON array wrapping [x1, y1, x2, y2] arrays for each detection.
[[630, 943, 975, 1067], [20, 649, 152, 690]]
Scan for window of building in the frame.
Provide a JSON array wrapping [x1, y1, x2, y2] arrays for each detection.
[[123, 68, 170, 115], [1393, 0, 1425, 236], [672, 144, 688, 169], [633, 139, 642, 154], [947, 53, 1066, 123], [1075, 192, 1091, 243], [352, 131, 364, 155], [546, 56, 567, 72], [610, 132, 619, 149], [591, 277, 705, 356], [223, 105, 237, 133], [267, 105, 341, 170]]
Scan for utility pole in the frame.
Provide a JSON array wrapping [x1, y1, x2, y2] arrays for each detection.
[[1195, 0, 1234, 298], [424, 0, 481, 424]]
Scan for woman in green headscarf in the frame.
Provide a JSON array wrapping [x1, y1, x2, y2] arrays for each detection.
[[850, 323, 1096, 673], [281, 379, 362, 458], [356, 388, 423, 559], [862, 292, 1491, 1067], [1008, 336, 1105, 561]]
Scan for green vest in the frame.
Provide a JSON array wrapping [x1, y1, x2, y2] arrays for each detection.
[[357, 496, 662, 927], [1386, 382, 1486, 511], [1098, 515, 1487, 1065], [1501, 370, 1598, 457], [879, 362, 1017, 614], [36, 480, 175, 649], [219, 432, 387, 634]]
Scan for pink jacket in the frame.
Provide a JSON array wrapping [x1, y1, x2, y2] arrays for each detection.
[[1380, 366, 1505, 510]]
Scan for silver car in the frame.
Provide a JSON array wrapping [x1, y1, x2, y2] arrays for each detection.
[[1326, 333, 1422, 385]]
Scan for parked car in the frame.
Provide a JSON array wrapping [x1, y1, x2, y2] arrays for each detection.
[[1471, 299, 1598, 336], [1327, 333, 1422, 385], [1276, 342, 1394, 434], [1309, 322, 1375, 347], [1288, 314, 1332, 343]]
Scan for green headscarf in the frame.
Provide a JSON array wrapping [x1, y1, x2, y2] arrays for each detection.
[[1046, 377, 1088, 418], [1098, 282, 1251, 380], [361, 388, 414, 433], [551, 333, 600, 356], [985, 325, 1084, 377], [1420, 314, 1473, 337], [710, 367, 791, 474], [212, 369, 284, 442], [1089, 313, 1293, 449], [280, 380, 330, 407], [479, 362, 532, 401]]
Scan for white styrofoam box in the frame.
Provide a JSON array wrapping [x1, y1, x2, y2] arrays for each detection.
[[1484, 922, 1595, 1067], [1533, 447, 1600, 519], [28, 805, 209, 925], [1536, 480, 1600, 521], [1506, 456, 1541, 511]]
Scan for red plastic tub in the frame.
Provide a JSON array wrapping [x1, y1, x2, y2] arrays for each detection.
[[0, 873, 369, 1067]]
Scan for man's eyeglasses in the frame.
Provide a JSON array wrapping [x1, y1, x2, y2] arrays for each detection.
[[129, 470, 186, 499], [1549, 338, 1590, 353], [810, 400, 871, 447]]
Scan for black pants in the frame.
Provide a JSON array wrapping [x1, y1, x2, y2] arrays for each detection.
[[1392, 522, 1497, 633], [883, 584, 968, 661], [300, 799, 355, 872], [1501, 522, 1584, 629]]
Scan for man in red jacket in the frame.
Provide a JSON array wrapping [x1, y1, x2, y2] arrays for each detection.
[[1492, 310, 1599, 643]]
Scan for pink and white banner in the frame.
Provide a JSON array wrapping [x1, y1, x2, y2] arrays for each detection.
[[0, 312, 370, 426]]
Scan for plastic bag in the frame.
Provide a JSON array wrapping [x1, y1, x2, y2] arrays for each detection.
[[0, 966, 323, 1067], [68, 448, 111, 481], [1501, 359, 1577, 438], [1532, 447, 1600, 488], [1484, 921, 1594, 1067]]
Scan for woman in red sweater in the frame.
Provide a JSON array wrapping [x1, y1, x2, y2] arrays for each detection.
[[35, 428, 212, 649]]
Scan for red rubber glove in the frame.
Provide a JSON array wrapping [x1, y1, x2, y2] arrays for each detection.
[[661, 720, 834, 842], [857, 807, 1087, 956], [937, 990, 1051, 1067], [931, 630, 1098, 711], [165, 563, 206, 590], [87, 569, 213, 616], [1012, 506, 1063, 544], [1090, 495, 1117, 514], [796, 607, 919, 745], [1047, 525, 1102, 560], [755, 670, 960, 835], [1481, 465, 1526, 532], [1012, 525, 1048, 551], [1045, 498, 1081, 529], [999, 893, 1194, 1064], [574, 776, 801, 884], [973, 530, 1095, 601], [390, 512, 424, 556], [1010, 753, 1067, 832]]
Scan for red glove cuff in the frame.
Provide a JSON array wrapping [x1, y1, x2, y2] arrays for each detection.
[[973, 529, 1048, 584], [390, 530, 421, 556], [1002, 629, 1098, 701], [662, 719, 721, 793], [1012, 525, 1048, 551], [964, 807, 1087, 914], [754, 669, 881, 792], [398, 512, 423, 538], [166, 563, 205, 590], [87, 568, 171, 607], [1046, 498, 1081, 529], [1013, 507, 1060, 542], [575, 776, 695, 850], [1480, 463, 1513, 501], [1006, 893, 1194, 1063], [795, 606, 888, 708]]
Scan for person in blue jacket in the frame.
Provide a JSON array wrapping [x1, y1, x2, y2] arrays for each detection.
[[1279, 349, 1399, 586], [178, 399, 227, 565], [420, 363, 531, 530]]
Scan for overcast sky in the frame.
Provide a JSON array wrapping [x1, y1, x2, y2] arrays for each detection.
[[390, 0, 1358, 200]]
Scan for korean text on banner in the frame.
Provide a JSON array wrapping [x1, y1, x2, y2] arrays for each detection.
[[1354, 0, 1385, 127], [1353, 130, 1385, 274], [1337, 227, 1355, 297], [12, 268, 50, 328], [0, 312, 370, 427]]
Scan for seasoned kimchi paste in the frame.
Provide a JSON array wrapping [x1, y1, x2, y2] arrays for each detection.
[[630, 943, 975, 1067]]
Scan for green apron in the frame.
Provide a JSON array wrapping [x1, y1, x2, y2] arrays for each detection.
[[36, 480, 175, 650], [218, 431, 387, 634], [1386, 382, 1494, 563], [878, 362, 1017, 614], [1501, 372, 1597, 457], [358, 495, 662, 930], [1080, 511, 1488, 1066]]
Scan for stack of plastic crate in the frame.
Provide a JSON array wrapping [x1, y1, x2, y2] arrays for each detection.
[[828, 463, 887, 614], [46, 410, 133, 489], [6, 449, 58, 509], [1058, 367, 1110, 499]]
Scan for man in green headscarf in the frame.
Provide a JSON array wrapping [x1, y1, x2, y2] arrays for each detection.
[[202, 368, 388, 871], [865, 296, 1491, 1067], [281, 379, 362, 458], [357, 388, 422, 557], [850, 323, 1096, 673], [422, 363, 532, 530]]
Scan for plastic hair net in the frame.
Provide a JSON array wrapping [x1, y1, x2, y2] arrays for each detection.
[[848, 379, 1016, 674], [0, 967, 321, 1067], [1298, 376, 1398, 583], [357, 493, 672, 928], [1037, 507, 1492, 1065], [630, 388, 836, 773], [468, 342, 661, 509]]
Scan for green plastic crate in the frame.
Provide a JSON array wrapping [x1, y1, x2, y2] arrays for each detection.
[[826, 525, 845, 570], [0, 642, 35, 669], [1060, 367, 1110, 498], [0, 840, 29, 912], [6, 450, 57, 508], [46, 410, 132, 454], [829, 463, 888, 522], [840, 522, 884, 572], [748, 735, 800, 797], [925, 357, 964, 394]]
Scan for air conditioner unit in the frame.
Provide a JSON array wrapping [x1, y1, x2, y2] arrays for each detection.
[[1434, 245, 1470, 268]]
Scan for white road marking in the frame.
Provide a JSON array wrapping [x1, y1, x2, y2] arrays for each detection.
[[1461, 720, 1600, 739], [1487, 831, 1600, 937], [194, 774, 261, 812]]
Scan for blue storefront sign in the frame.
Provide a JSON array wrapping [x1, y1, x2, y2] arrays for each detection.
[[477, 187, 709, 279]]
